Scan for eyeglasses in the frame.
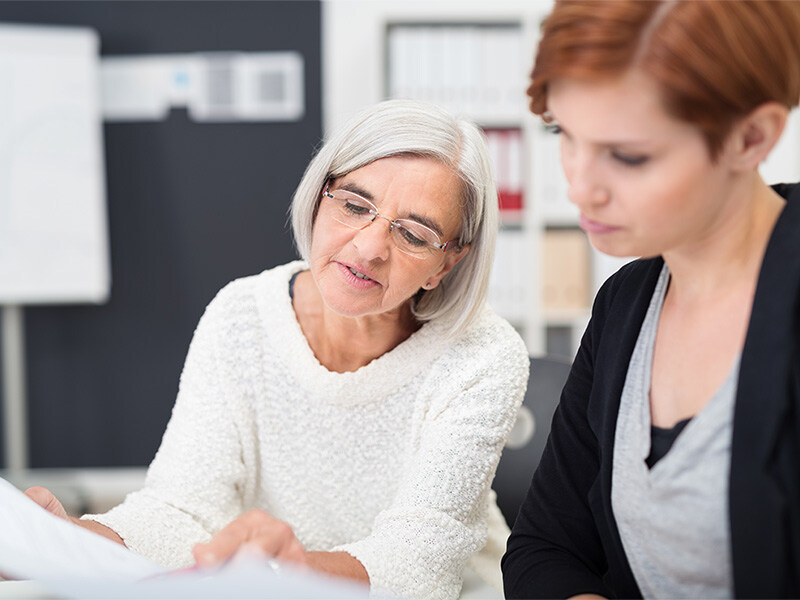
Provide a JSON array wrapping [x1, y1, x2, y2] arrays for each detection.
[[322, 185, 461, 259]]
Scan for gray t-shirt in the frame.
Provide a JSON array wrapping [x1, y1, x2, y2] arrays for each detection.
[[611, 264, 737, 598]]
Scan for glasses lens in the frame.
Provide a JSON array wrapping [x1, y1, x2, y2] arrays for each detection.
[[325, 188, 445, 258], [392, 220, 440, 257], [329, 190, 375, 227]]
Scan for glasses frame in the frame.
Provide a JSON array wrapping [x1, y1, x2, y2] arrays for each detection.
[[322, 185, 461, 257]]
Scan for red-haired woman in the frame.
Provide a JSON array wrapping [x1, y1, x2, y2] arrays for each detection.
[[502, 1, 800, 598]]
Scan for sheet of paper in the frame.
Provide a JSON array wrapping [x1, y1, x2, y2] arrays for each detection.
[[0, 477, 164, 582], [0, 477, 370, 599], [42, 555, 370, 599]]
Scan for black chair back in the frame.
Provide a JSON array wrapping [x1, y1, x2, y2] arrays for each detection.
[[493, 355, 572, 527]]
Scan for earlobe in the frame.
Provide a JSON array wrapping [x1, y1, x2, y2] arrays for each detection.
[[732, 102, 789, 171], [425, 244, 471, 290]]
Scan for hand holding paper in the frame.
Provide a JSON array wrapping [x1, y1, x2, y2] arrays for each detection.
[[193, 509, 308, 568], [23, 485, 126, 546], [23, 486, 69, 520], [193, 509, 370, 584], [0, 477, 163, 582], [0, 477, 370, 598]]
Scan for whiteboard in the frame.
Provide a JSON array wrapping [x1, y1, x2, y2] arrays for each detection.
[[0, 23, 109, 304]]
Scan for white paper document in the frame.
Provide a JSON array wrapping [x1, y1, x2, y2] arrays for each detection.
[[0, 477, 369, 598], [0, 476, 162, 582]]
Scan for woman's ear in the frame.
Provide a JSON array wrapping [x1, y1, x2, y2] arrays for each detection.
[[425, 244, 470, 290], [728, 101, 789, 171]]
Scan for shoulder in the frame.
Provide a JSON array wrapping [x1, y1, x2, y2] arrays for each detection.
[[596, 256, 661, 299], [751, 183, 800, 318], [429, 305, 530, 392], [767, 182, 800, 249], [190, 261, 306, 352], [571, 257, 663, 391], [412, 307, 530, 431], [771, 181, 799, 204], [213, 260, 305, 304], [454, 304, 527, 358], [203, 260, 305, 320], [591, 257, 662, 324]]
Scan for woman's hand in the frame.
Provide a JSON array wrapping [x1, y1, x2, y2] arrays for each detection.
[[0, 488, 76, 581], [24, 486, 126, 546], [194, 510, 369, 583], [193, 510, 309, 568], [25, 486, 72, 522]]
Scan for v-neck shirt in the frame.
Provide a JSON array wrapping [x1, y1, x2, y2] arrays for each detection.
[[611, 264, 737, 598]]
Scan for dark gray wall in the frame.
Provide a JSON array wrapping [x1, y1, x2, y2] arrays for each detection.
[[0, 1, 321, 467]]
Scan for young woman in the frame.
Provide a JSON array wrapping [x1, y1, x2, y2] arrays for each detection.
[[26, 99, 530, 600], [502, 1, 800, 598]]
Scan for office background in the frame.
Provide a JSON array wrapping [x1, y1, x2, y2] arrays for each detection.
[[0, 1, 322, 469], [0, 0, 798, 517]]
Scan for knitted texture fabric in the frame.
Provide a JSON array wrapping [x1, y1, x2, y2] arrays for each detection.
[[85, 261, 529, 600]]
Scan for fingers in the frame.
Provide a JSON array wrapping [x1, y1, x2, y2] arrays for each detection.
[[193, 510, 307, 568], [24, 486, 69, 520]]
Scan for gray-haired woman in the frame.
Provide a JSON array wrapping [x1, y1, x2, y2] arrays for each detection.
[[26, 99, 530, 600]]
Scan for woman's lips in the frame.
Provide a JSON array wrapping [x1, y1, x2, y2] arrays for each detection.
[[337, 262, 379, 288], [579, 214, 620, 235]]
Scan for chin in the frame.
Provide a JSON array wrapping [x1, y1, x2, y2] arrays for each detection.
[[320, 293, 373, 318], [589, 235, 650, 260]]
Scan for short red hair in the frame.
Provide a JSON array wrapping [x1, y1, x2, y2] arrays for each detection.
[[529, 0, 800, 158]]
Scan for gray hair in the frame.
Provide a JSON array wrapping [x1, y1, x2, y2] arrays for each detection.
[[290, 99, 498, 337]]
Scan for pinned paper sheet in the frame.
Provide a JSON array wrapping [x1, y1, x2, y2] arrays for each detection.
[[100, 52, 304, 122], [0, 23, 110, 304]]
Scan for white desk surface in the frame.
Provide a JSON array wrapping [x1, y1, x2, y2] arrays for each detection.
[[0, 572, 501, 600], [0, 581, 57, 598]]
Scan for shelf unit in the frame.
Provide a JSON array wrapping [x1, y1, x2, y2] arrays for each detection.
[[323, 0, 630, 357]]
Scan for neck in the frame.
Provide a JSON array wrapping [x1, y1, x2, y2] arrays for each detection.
[[662, 172, 784, 302], [292, 271, 420, 373]]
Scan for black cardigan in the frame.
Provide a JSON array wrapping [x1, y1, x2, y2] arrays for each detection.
[[502, 183, 800, 599]]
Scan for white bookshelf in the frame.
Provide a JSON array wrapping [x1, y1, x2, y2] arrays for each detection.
[[323, 0, 554, 353], [323, 0, 800, 358]]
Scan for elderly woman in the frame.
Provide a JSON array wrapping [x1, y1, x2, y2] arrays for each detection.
[[27, 99, 529, 600], [502, 1, 800, 598]]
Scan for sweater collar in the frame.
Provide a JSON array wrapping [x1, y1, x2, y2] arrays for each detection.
[[254, 260, 454, 405]]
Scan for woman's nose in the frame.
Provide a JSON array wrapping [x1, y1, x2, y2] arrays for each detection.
[[563, 149, 609, 210], [352, 218, 392, 262], [567, 177, 610, 209]]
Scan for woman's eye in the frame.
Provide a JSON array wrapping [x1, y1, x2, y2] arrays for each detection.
[[399, 227, 427, 247], [612, 151, 649, 167], [544, 123, 562, 135], [343, 201, 371, 215]]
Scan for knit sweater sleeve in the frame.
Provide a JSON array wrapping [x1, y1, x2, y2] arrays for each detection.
[[82, 282, 256, 568], [334, 316, 530, 600]]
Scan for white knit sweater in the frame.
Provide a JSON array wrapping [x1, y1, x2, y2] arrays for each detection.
[[85, 261, 529, 600]]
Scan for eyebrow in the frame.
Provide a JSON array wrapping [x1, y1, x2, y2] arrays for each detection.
[[405, 212, 444, 237], [552, 122, 654, 149], [336, 182, 445, 236], [338, 182, 375, 202]]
